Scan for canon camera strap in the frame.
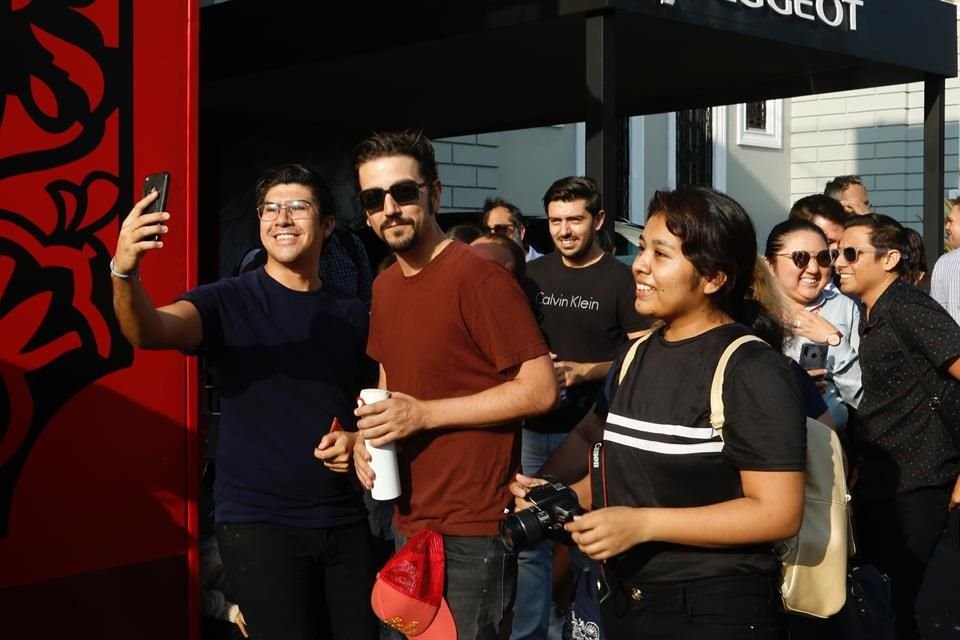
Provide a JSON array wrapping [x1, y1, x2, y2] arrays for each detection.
[[590, 441, 607, 511]]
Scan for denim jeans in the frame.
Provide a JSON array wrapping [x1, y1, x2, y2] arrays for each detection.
[[512, 429, 570, 640], [390, 532, 518, 640], [216, 520, 379, 640]]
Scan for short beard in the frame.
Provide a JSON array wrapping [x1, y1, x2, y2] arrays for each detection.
[[559, 232, 595, 262], [386, 229, 418, 252], [381, 199, 433, 253], [381, 219, 418, 252]]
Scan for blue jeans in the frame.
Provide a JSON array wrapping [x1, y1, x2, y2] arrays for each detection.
[[511, 429, 570, 640], [390, 532, 518, 640]]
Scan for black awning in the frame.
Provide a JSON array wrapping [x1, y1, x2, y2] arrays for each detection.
[[200, 0, 956, 137]]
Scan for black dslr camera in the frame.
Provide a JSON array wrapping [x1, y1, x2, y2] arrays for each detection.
[[500, 480, 582, 551]]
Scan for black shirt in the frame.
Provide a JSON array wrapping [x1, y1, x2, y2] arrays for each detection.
[[853, 279, 960, 501], [525, 253, 648, 433], [181, 269, 370, 527], [602, 324, 806, 584]]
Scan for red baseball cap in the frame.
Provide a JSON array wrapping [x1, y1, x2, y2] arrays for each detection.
[[371, 529, 457, 639]]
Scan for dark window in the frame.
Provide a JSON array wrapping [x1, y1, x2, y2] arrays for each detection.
[[746, 101, 767, 131], [676, 108, 712, 187]]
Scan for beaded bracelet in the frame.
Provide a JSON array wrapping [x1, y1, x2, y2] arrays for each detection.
[[109, 257, 139, 280]]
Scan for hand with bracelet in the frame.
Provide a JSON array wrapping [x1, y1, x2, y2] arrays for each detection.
[[111, 190, 169, 279]]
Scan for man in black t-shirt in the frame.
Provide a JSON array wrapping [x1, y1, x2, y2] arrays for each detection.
[[835, 213, 960, 640], [110, 164, 379, 640], [513, 176, 648, 640]]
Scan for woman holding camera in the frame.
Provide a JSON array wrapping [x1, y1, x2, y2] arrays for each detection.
[[516, 187, 806, 640], [765, 218, 863, 430]]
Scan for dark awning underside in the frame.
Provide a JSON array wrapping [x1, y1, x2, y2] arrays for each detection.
[[200, 0, 957, 136]]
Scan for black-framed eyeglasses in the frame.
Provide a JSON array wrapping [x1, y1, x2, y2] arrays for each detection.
[[776, 250, 834, 269], [833, 247, 883, 264], [487, 223, 516, 236], [358, 180, 428, 213], [256, 200, 315, 221]]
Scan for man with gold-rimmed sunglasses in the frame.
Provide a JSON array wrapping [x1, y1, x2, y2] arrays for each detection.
[[835, 213, 960, 640]]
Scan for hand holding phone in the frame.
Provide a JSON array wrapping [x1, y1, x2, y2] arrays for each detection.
[[141, 172, 170, 242], [798, 342, 828, 372]]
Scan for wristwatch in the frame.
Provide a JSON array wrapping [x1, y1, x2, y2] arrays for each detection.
[[826, 331, 842, 347]]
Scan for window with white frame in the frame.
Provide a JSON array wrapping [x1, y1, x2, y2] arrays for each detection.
[[737, 99, 782, 149]]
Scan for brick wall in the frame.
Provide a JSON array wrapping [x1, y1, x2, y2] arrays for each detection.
[[435, 133, 501, 213], [790, 5, 960, 230]]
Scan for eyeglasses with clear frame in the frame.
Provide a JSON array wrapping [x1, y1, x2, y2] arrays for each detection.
[[256, 200, 316, 221], [833, 247, 883, 264]]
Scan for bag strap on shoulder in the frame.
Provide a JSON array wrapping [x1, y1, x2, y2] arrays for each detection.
[[709, 335, 765, 437], [617, 327, 659, 386]]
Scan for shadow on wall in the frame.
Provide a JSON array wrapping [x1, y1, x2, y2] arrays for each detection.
[[0, 377, 192, 639]]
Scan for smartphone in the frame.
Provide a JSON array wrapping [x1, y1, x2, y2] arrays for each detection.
[[141, 172, 170, 241], [798, 342, 828, 371]]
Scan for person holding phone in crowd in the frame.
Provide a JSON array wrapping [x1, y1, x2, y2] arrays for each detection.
[[765, 218, 863, 430], [514, 187, 806, 640], [111, 165, 379, 640], [835, 213, 960, 640]]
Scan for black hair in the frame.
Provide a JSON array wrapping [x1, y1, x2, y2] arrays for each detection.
[[446, 223, 484, 244], [902, 227, 928, 285], [843, 213, 909, 276], [789, 194, 846, 226], [542, 176, 602, 216], [254, 163, 335, 218], [648, 186, 759, 323], [482, 197, 524, 228], [352, 129, 438, 190], [764, 218, 829, 261]]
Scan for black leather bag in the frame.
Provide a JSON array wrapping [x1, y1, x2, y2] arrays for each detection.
[[836, 563, 896, 640]]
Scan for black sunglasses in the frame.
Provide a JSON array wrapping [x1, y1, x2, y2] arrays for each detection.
[[834, 247, 882, 264], [487, 223, 516, 236], [358, 180, 428, 213], [776, 250, 834, 269]]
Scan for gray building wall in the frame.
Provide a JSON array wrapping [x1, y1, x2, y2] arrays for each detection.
[[436, 126, 579, 217], [643, 113, 670, 205], [726, 100, 793, 248], [788, 6, 960, 237]]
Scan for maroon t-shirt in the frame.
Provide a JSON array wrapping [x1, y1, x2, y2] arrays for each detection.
[[368, 242, 549, 536]]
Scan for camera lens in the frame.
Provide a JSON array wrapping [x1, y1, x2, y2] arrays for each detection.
[[500, 507, 551, 552]]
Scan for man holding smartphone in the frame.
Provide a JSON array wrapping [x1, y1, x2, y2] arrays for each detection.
[[111, 165, 379, 640]]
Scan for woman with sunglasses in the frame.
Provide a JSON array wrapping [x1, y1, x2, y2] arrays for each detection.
[[517, 187, 806, 639], [765, 218, 863, 430]]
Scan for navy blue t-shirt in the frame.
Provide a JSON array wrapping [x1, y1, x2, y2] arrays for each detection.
[[181, 268, 369, 527]]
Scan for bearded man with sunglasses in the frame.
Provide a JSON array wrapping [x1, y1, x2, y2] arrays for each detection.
[[111, 164, 380, 640], [351, 130, 558, 640], [835, 213, 960, 640]]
